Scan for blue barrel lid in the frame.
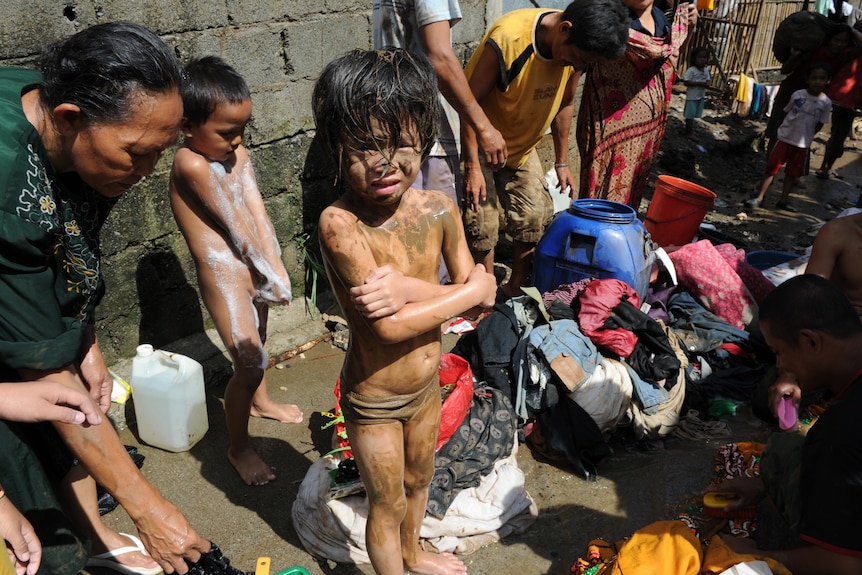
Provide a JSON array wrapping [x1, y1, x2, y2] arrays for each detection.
[[568, 198, 636, 224]]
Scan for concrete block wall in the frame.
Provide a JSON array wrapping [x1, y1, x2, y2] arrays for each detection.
[[0, 0, 506, 364]]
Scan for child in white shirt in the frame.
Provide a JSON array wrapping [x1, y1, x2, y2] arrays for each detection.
[[747, 62, 832, 212]]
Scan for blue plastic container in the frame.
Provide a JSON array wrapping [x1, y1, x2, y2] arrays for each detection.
[[744, 250, 799, 271], [533, 199, 655, 297]]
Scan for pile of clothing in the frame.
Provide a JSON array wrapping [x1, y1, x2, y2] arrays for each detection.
[[453, 240, 774, 480], [290, 238, 777, 563]]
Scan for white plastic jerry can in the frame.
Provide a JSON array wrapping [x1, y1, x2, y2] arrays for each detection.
[[130, 344, 209, 452]]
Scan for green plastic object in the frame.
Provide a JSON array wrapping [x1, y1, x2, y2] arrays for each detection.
[[273, 568, 311, 575], [708, 399, 738, 420]]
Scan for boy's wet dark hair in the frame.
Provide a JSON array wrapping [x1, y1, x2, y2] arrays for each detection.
[[561, 0, 629, 60], [759, 275, 862, 343], [312, 48, 439, 163], [39, 21, 184, 125], [807, 60, 832, 79], [689, 46, 709, 66], [182, 56, 251, 126]]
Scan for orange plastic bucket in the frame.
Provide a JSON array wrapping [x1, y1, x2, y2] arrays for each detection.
[[644, 176, 716, 247]]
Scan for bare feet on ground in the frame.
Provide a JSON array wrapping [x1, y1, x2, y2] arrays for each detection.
[[250, 400, 304, 424], [228, 445, 276, 486], [406, 550, 468, 575], [92, 532, 160, 571]]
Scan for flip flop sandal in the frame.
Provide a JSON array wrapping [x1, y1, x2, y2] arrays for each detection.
[[86, 533, 163, 575]]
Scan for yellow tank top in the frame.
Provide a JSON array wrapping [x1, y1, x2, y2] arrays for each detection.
[[465, 9, 574, 169]]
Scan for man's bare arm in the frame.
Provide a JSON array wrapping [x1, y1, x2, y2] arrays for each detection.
[[462, 46, 503, 211], [420, 20, 506, 169], [806, 218, 843, 279], [726, 537, 862, 575], [551, 72, 580, 197]]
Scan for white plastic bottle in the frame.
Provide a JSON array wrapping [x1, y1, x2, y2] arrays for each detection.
[[130, 344, 209, 452]]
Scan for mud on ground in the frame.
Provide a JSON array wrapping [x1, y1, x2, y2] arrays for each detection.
[[653, 88, 862, 253]]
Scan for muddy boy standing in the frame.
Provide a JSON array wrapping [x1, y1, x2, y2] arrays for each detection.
[[313, 49, 497, 575]]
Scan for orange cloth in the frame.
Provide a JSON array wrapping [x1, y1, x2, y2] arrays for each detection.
[[600, 520, 793, 575], [610, 521, 702, 575]]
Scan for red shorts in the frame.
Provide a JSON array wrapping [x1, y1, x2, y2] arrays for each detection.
[[765, 141, 806, 178]]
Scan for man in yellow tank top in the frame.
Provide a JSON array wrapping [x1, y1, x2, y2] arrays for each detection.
[[462, 0, 629, 297]]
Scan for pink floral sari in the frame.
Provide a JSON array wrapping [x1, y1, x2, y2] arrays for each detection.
[[577, 5, 691, 208]]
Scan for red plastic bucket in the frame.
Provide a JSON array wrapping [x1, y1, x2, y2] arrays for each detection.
[[644, 176, 716, 247]]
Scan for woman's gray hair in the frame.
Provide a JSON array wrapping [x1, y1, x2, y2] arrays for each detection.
[[39, 21, 184, 124]]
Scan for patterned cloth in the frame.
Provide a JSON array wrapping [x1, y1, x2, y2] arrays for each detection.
[[541, 277, 593, 309], [713, 244, 775, 305], [427, 385, 516, 518], [576, 4, 691, 208], [668, 240, 759, 329]]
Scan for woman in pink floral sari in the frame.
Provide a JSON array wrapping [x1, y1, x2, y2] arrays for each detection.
[[577, 1, 697, 209]]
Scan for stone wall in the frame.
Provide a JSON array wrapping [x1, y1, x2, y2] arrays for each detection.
[[0, 0, 503, 364]]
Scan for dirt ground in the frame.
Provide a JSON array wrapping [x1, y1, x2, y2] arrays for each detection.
[[652, 87, 862, 254], [93, 90, 862, 575]]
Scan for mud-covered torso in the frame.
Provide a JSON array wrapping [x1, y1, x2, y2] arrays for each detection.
[[324, 188, 458, 397]]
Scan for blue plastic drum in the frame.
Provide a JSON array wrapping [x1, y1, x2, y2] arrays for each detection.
[[533, 199, 655, 297]]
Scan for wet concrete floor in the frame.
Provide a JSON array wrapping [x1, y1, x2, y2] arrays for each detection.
[[100, 313, 772, 575]]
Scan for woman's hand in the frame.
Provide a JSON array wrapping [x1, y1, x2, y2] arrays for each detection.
[[685, 2, 698, 28], [131, 497, 210, 574], [0, 496, 41, 575], [703, 475, 764, 510], [0, 381, 102, 426], [77, 326, 113, 413]]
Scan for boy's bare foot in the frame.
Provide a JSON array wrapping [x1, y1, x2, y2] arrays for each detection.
[[250, 401, 304, 424], [406, 550, 468, 575], [228, 445, 276, 486]]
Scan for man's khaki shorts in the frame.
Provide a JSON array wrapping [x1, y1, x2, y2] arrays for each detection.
[[463, 149, 554, 252]]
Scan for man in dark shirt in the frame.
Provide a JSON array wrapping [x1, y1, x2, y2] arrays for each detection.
[[706, 275, 862, 575]]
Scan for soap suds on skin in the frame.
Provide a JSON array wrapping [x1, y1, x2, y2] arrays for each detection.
[[207, 161, 292, 305]]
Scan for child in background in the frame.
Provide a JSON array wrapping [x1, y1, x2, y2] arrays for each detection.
[[746, 62, 832, 212], [683, 46, 710, 138], [170, 56, 303, 486], [313, 49, 496, 575]]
